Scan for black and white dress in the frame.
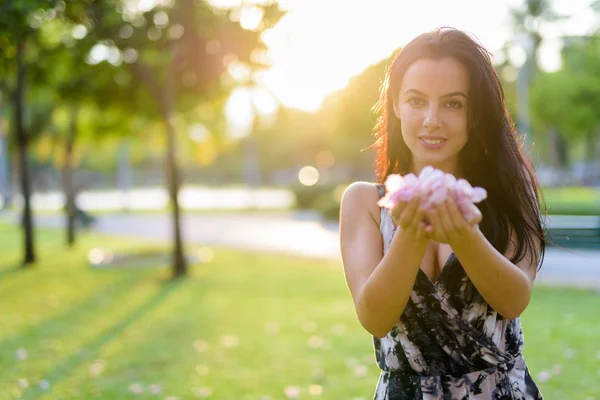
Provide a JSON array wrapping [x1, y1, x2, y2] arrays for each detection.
[[373, 184, 543, 399]]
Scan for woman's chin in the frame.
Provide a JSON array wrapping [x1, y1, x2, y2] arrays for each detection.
[[412, 154, 458, 172]]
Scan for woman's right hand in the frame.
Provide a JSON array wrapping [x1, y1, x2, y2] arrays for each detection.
[[390, 196, 428, 243]]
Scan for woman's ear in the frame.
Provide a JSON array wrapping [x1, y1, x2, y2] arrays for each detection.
[[392, 99, 401, 119]]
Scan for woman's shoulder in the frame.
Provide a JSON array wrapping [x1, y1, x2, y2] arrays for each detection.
[[342, 181, 382, 199], [340, 181, 383, 222]]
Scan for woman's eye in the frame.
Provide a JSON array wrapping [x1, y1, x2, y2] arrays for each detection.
[[446, 100, 463, 109], [408, 98, 425, 106]]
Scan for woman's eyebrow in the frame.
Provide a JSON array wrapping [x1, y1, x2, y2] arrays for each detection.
[[403, 88, 468, 99]]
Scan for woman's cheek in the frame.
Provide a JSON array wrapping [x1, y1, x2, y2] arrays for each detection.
[[400, 114, 423, 134]]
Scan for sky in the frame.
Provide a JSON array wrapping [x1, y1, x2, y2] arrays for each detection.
[[251, 0, 598, 112]]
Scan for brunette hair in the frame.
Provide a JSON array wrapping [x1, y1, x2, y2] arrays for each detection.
[[373, 27, 545, 268]]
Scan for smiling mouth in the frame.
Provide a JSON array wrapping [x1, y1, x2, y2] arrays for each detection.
[[419, 137, 447, 145]]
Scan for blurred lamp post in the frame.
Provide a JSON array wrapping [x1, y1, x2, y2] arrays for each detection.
[[0, 123, 10, 209], [225, 85, 278, 189], [225, 87, 260, 188], [514, 34, 535, 155], [117, 139, 132, 211]]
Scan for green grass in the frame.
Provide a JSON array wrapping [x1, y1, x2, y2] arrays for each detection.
[[0, 225, 599, 399], [541, 186, 600, 215]]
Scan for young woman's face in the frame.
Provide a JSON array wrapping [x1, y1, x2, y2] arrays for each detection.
[[395, 57, 470, 175]]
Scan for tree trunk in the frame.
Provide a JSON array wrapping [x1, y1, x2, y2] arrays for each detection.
[[0, 127, 10, 209], [556, 132, 569, 168], [63, 106, 77, 247], [548, 126, 561, 167], [244, 100, 262, 189], [165, 45, 186, 277], [516, 56, 532, 153], [117, 139, 132, 212], [131, 47, 187, 277], [585, 132, 596, 162], [15, 39, 35, 265]]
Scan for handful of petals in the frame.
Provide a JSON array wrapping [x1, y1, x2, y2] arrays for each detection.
[[377, 166, 487, 222]]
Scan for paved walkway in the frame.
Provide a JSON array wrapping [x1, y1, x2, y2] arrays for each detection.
[[1, 210, 598, 289]]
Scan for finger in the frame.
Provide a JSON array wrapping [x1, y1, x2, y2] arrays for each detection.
[[399, 196, 420, 227], [447, 197, 469, 229], [391, 200, 408, 221], [436, 201, 455, 234], [467, 205, 482, 226], [416, 220, 427, 239], [408, 206, 426, 232], [426, 207, 447, 242]]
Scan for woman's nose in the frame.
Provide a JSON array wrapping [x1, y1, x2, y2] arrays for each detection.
[[423, 107, 441, 130]]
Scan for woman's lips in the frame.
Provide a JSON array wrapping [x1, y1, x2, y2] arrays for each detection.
[[419, 136, 447, 150]]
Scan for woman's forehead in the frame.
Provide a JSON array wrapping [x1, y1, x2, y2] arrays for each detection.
[[400, 57, 469, 95]]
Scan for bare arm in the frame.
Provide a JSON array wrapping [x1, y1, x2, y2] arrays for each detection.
[[451, 228, 537, 319], [340, 182, 428, 338], [426, 198, 538, 319]]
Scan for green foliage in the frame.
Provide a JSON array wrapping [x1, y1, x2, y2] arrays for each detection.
[[83, 1, 284, 118], [250, 53, 393, 183], [531, 35, 600, 143], [319, 55, 393, 167], [0, 1, 59, 45], [291, 183, 338, 210], [1, 0, 287, 171], [290, 183, 344, 222]]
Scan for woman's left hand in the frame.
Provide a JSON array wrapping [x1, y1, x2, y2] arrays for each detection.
[[424, 197, 482, 245]]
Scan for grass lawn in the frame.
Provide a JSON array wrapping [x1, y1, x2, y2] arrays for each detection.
[[540, 186, 600, 215], [0, 224, 598, 400]]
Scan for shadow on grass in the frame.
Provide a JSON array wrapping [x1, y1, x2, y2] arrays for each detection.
[[0, 263, 25, 279], [0, 271, 144, 354], [21, 278, 181, 400], [0, 261, 66, 303]]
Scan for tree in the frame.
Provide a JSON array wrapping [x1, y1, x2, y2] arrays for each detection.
[[319, 54, 394, 178], [508, 0, 566, 153], [0, 0, 65, 265], [531, 33, 600, 170], [85, 0, 284, 277], [1, 1, 108, 254], [49, 17, 142, 247]]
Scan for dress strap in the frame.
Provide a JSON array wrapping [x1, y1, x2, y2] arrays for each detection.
[[376, 183, 386, 199]]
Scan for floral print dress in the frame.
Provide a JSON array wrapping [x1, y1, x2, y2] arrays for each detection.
[[373, 184, 543, 400]]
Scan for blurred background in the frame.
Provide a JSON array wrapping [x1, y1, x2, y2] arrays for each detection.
[[0, 0, 599, 399]]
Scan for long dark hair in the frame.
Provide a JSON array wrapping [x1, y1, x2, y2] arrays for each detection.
[[373, 27, 545, 269]]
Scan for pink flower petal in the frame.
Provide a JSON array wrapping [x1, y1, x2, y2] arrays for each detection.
[[390, 188, 414, 203], [403, 173, 419, 187], [378, 168, 485, 220], [418, 166, 435, 180], [471, 187, 487, 203], [456, 179, 473, 197], [444, 173, 457, 188], [421, 170, 445, 191], [384, 174, 405, 193], [430, 186, 448, 204]]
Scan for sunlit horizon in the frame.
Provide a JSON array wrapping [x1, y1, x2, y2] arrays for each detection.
[[255, 0, 597, 112], [131, 0, 597, 113], [133, 0, 598, 133]]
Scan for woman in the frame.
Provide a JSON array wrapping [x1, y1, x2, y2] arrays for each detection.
[[339, 27, 546, 399]]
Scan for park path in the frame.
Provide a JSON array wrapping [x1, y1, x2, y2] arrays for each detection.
[[1, 210, 599, 289]]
